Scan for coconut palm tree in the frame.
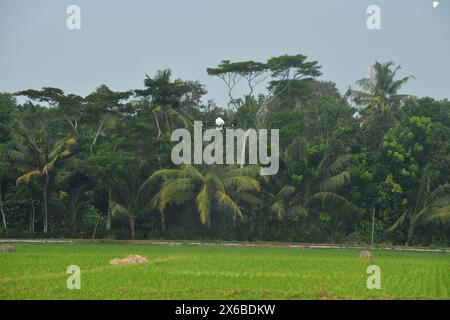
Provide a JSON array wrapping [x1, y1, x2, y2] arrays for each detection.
[[389, 170, 450, 245], [347, 61, 414, 111], [148, 164, 261, 228], [110, 166, 153, 239], [279, 137, 353, 221], [54, 188, 91, 234], [269, 185, 308, 221], [10, 127, 76, 233]]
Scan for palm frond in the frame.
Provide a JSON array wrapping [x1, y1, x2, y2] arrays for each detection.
[[277, 185, 296, 200], [308, 191, 352, 208], [387, 210, 408, 232], [111, 203, 130, 217], [289, 206, 309, 218], [169, 109, 191, 128], [197, 185, 210, 225], [16, 170, 41, 185], [7, 150, 25, 162], [224, 165, 260, 178], [145, 168, 185, 186], [223, 176, 260, 191], [388, 76, 414, 95], [159, 178, 195, 205], [171, 164, 205, 182], [270, 201, 285, 220], [318, 171, 350, 192], [233, 192, 262, 206], [216, 190, 242, 219], [42, 163, 54, 175], [328, 155, 352, 176], [425, 206, 450, 223]]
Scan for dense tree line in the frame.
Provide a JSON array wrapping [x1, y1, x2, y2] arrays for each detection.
[[0, 55, 449, 245]]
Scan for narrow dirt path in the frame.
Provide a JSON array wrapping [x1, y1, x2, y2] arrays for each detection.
[[1, 239, 449, 253]]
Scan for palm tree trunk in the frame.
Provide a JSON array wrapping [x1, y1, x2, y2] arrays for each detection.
[[259, 219, 264, 239], [0, 174, 6, 228], [30, 202, 35, 231], [0, 207, 6, 229], [160, 210, 166, 231], [130, 216, 136, 239], [43, 182, 49, 233], [106, 185, 113, 232]]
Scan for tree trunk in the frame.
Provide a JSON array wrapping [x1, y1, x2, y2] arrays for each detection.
[[371, 209, 375, 247], [130, 216, 136, 239], [240, 132, 247, 168], [30, 202, 35, 231], [92, 216, 101, 239], [259, 219, 263, 239], [0, 174, 6, 228], [157, 155, 162, 169], [0, 207, 6, 229], [405, 224, 414, 246], [43, 182, 49, 233], [207, 214, 211, 229], [405, 216, 415, 246], [90, 118, 106, 153], [164, 111, 171, 133], [153, 111, 161, 138], [160, 210, 166, 231], [106, 185, 113, 232]]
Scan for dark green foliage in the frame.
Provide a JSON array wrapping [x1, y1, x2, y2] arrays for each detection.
[[0, 57, 448, 246]]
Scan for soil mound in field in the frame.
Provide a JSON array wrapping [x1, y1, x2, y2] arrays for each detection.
[[0, 244, 16, 253], [359, 250, 373, 259], [110, 254, 148, 265]]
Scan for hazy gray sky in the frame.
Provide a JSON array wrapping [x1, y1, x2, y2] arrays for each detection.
[[1, 0, 449, 106]]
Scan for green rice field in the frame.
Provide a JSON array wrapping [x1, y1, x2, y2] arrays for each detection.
[[0, 243, 449, 300]]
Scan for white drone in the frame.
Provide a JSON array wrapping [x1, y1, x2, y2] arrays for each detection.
[[215, 117, 225, 130], [201, 117, 235, 132]]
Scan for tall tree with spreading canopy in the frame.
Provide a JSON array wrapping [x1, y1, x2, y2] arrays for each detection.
[[135, 69, 206, 137]]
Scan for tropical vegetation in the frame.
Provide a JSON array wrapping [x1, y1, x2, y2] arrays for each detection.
[[0, 55, 449, 246]]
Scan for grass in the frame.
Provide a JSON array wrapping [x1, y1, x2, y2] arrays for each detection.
[[0, 243, 449, 299]]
